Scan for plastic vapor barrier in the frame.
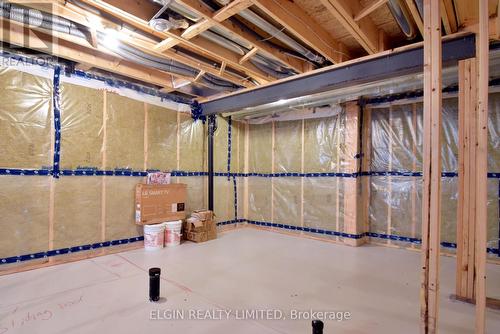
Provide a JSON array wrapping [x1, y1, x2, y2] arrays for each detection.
[[0, 68, 53, 169], [368, 95, 499, 253], [233, 93, 499, 255], [0, 61, 205, 262], [242, 111, 349, 240]]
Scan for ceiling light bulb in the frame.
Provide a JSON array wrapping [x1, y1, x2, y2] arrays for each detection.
[[103, 29, 120, 50]]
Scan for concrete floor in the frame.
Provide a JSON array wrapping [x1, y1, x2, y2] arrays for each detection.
[[0, 228, 499, 334]]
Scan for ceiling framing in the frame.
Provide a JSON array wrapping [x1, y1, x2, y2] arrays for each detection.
[[1, 0, 498, 101]]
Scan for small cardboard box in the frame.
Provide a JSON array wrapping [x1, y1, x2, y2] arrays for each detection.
[[185, 217, 205, 233], [184, 210, 217, 242], [135, 183, 187, 225], [191, 210, 213, 222], [187, 231, 207, 243]]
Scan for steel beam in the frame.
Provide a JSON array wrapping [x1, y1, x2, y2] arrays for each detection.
[[200, 34, 476, 115]]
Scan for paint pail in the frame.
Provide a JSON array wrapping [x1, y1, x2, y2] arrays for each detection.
[[144, 224, 165, 250], [164, 220, 182, 247]]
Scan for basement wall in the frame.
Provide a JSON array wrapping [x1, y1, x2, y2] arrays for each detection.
[[0, 63, 206, 261], [224, 94, 500, 257]]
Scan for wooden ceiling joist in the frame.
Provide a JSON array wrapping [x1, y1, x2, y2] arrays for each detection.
[[319, 0, 387, 54], [440, 0, 458, 34], [0, 18, 178, 91], [404, 0, 424, 36], [155, 0, 253, 50], [173, 0, 308, 73], [30, 0, 255, 88], [252, 0, 350, 64], [77, 0, 274, 84]]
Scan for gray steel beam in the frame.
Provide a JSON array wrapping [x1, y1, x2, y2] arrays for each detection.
[[200, 34, 476, 115]]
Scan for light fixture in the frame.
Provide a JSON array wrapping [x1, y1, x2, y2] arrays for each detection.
[[103, 28, 120, 50]]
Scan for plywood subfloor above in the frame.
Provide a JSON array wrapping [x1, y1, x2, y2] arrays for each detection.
[[292, 0, 412, 55]]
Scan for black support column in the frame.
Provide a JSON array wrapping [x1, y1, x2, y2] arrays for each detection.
[[207, 115, 216, 211]]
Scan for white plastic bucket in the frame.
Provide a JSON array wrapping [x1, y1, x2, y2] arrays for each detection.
[[164, 220, 182, 247], [144, 224, 165, 250]]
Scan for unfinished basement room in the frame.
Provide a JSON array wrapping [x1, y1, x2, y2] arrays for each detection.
[[0, 0, 500, 333]]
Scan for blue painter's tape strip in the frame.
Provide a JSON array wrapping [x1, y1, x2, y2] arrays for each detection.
[[238, 220, 500, 254], [0, 169, 52, 176], [4, 168, 500, 180], [498, 180, 500, 257], [0, 236, 144, 265], [233, 175, 238, 221], [216, 219, 245, 226], [52, 66, 62, 178]]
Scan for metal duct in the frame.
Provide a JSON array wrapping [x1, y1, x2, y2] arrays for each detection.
[[1, 1, 240, 91], [210, 0, 324, 64], [0, 2, 88, 39], [387, 0, 417, 39]]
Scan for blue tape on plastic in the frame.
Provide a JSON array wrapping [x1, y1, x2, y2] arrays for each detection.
[[52, 66, 62, 178], [0, 169, 52, 176], [216, 219, 245, 226], [3, 168, 500, 179], [233, 175, 238, 220], [0, 236, 144, 265], [190, 101, 206, 122], [498, 181, 500, 257], [227, 116, 232, 181]]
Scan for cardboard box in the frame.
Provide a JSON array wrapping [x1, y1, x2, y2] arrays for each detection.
[[191, 210, 213, 222], [187, 231, 207, 243], [184, 210, 217, 242], [135, 183, 187, 225], [185, 217, 205, 233]]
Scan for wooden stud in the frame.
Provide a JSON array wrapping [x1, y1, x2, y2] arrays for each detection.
[[361, 106, 372, 235], [101, 91, 108, 242], [176, 111, 181, 185], [343, 101, 365, 246], [244, 122, 250, 220], [420, 0, 442, 332], [300, 118, 305, 229], [456, 58, 479, 302], [271, 121, 275, 224], [388, 105, 393, 245], [475, 0, 489, 331], [411, 103, 418, 248], [144, 103, 149, 171], [336, 114, 341, 240]]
